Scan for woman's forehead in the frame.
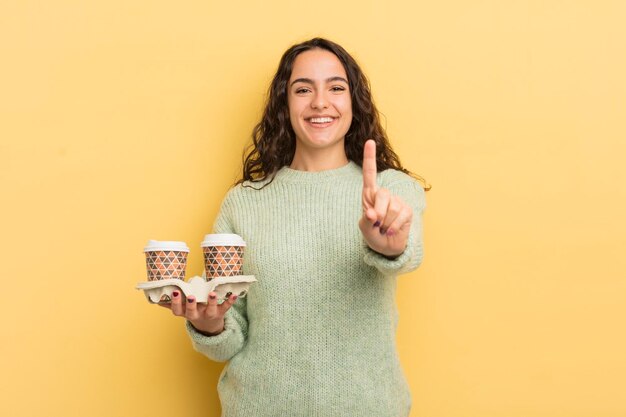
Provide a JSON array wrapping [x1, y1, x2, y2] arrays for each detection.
[[290, 49, 348, 82]]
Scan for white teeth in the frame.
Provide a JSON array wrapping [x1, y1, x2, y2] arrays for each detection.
[[309, 117, 333, 123]]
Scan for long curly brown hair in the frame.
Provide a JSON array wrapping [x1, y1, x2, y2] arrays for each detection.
[[238, 37, 429, 190]]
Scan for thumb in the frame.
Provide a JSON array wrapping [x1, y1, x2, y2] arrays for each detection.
[[364, 207, 377, 223]]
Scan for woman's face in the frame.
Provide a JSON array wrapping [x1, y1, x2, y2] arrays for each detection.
[[287, 48, 353, 155]]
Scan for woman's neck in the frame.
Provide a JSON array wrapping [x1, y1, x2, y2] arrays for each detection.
[[289, 148, 349, 172]]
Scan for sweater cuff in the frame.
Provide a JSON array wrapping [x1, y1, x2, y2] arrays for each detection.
[[363, 232, 415, 277], [186, 319, 230, 345], [185, 312, 243, 362]]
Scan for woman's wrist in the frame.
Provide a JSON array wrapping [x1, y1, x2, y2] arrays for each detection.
[[370, 244, 405, 259], [191, 320, 225, 337]]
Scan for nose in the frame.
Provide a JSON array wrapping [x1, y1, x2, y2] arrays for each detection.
[[311, 90, 329, 109]]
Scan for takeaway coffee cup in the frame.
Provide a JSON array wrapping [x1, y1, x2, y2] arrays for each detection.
[[143, 240, 190, 281], [201, 234, 246, 280]]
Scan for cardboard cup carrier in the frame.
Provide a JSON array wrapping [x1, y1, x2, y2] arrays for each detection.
[[137, 235, 255, 304]]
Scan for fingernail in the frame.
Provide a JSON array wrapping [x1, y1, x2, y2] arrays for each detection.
[[373, 221, 381, 228], [187, 297, 195, 303], [209, 294, 216, 300], [386, 229, 395, 236], [172, 291, 179, 297]]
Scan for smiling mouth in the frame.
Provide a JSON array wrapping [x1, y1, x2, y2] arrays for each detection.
[[306, 116, 336, 126]]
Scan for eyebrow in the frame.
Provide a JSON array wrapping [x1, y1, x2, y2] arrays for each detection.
[[289, 76, 349, 87]]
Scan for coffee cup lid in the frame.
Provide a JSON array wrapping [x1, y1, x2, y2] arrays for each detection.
[[201, 233, 246, 247], [143, 240, 190, 252]]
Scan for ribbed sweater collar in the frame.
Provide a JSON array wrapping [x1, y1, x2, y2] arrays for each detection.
[[274, 161, 361, 183]]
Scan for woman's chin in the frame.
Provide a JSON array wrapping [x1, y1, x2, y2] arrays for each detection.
[[297, 135, 345, 150]]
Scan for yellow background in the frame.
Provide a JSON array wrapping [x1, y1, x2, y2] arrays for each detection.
[[1, 1, 625, 416]]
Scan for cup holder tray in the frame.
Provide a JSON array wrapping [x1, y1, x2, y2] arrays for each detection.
[[136, 275, 256, 304]]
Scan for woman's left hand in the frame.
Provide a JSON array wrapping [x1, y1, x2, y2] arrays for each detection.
[[359, 139, 413, 258]]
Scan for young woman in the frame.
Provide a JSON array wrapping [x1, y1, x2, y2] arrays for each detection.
[[163, 38, 426, 417]]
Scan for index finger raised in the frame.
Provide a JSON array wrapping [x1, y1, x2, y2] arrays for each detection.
[[362, 139, 378, 192]]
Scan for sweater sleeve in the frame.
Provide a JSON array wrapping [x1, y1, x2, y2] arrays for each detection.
[[185, 189, 249, 362], [362, 173, 426, 277]]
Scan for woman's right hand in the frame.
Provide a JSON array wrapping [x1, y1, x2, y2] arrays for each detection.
[[158, 291, 238, 336]]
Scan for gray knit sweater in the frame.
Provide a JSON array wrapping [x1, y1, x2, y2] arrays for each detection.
[[186, 161, 426, 417]]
